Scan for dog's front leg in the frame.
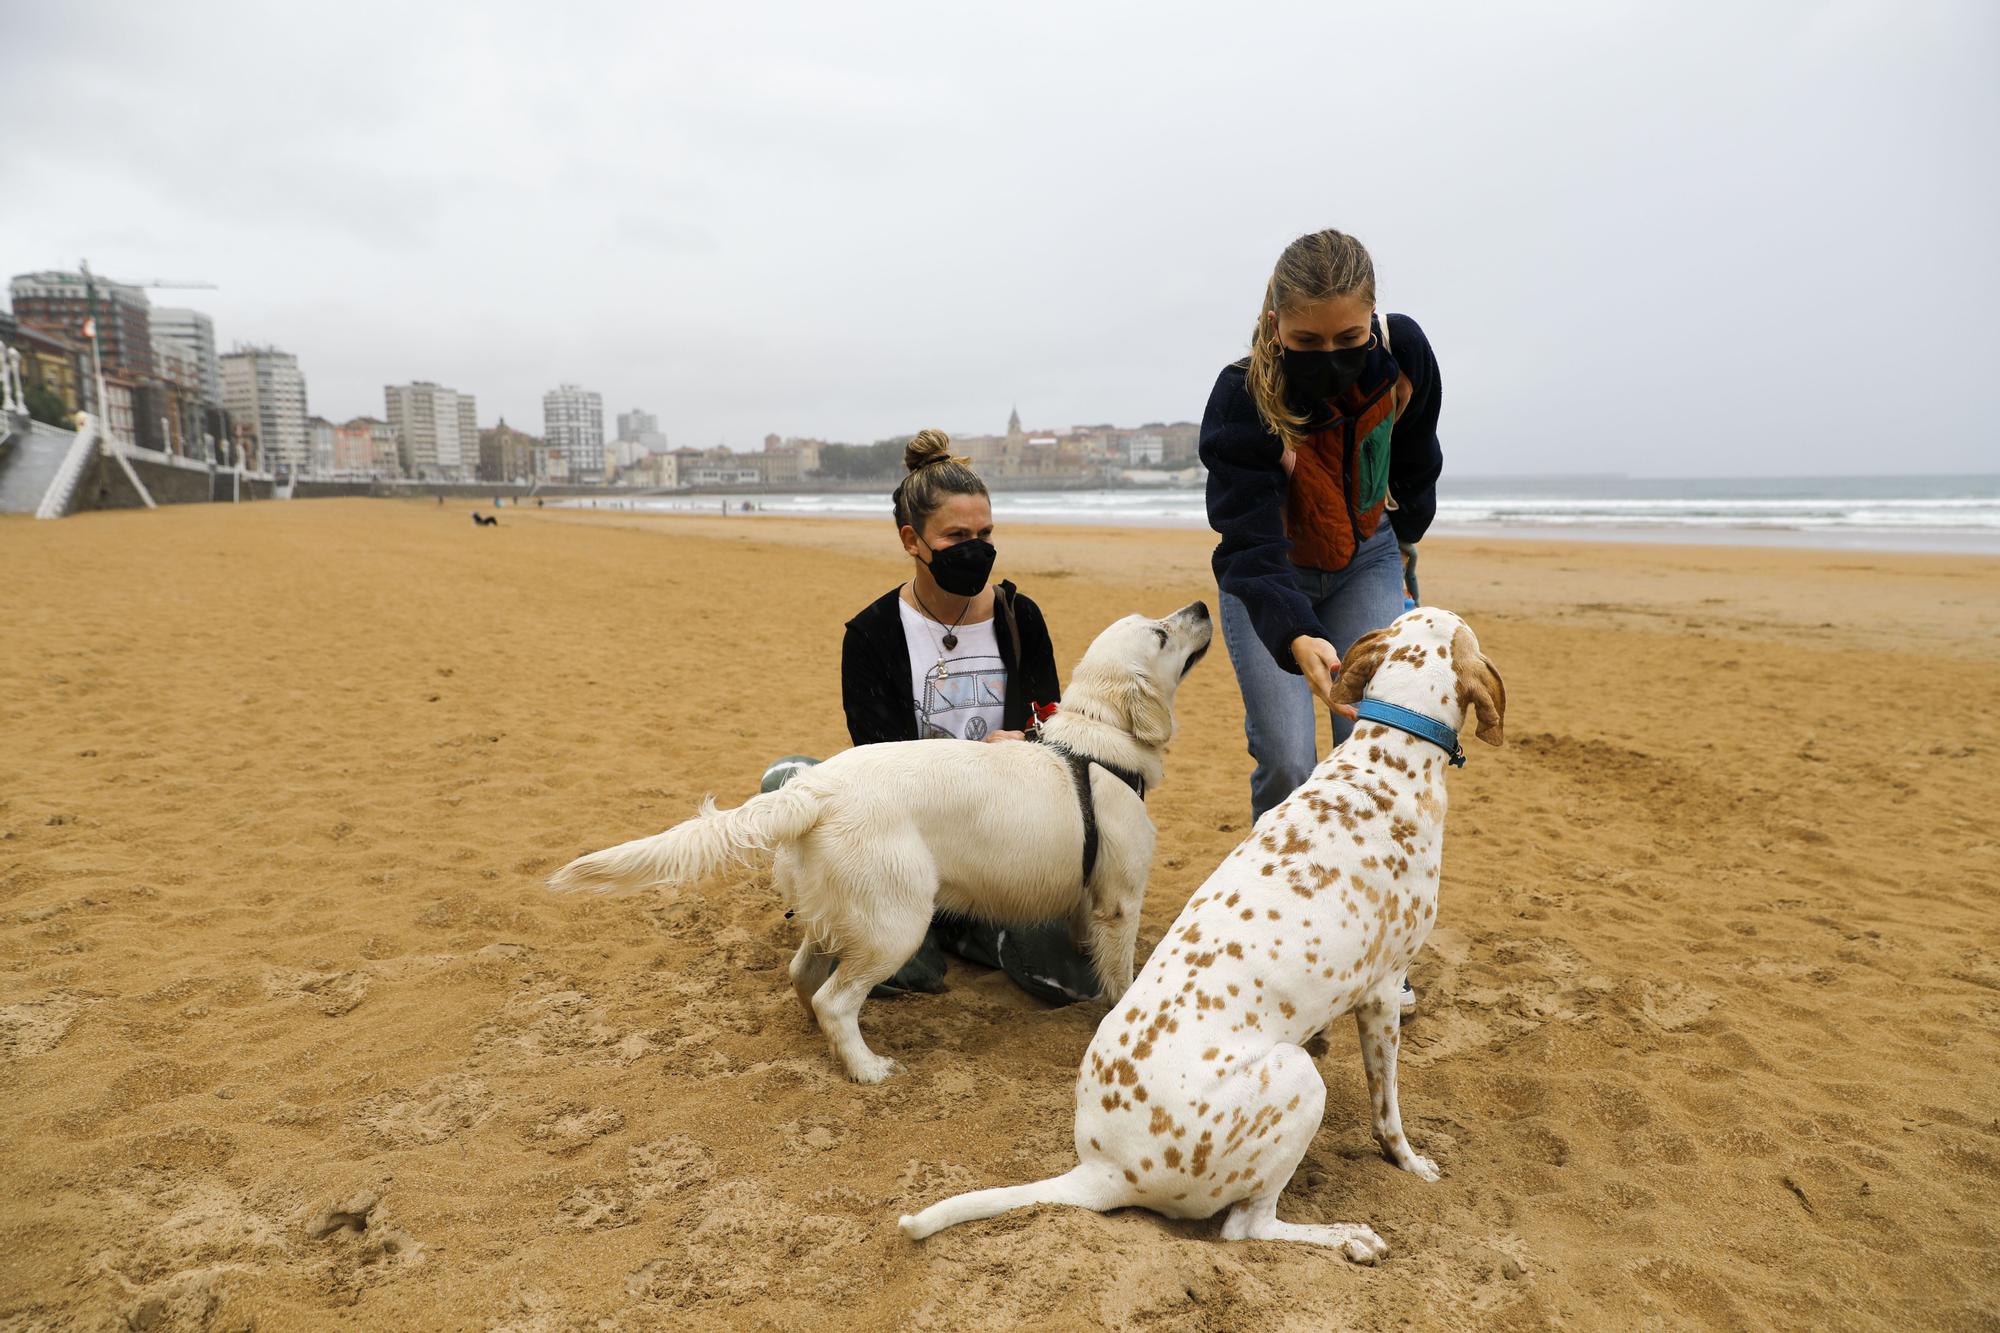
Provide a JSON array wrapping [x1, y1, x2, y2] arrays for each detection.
[[1355, 995, 1440, 1181], [1083, 888, 1142, 1001]]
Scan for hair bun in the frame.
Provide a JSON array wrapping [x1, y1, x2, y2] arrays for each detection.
[[903, 428, 957, 473]]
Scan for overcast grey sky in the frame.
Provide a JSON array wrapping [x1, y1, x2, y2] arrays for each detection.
[[3, 1, 1994, 475]]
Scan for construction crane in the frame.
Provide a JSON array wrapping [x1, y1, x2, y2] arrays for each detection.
[[73, 260, 221, 507]]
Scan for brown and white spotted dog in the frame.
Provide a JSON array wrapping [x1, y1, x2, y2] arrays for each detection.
[[900, 608, 1504, 1262]]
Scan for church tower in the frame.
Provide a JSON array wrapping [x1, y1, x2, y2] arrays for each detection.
[[1007, 405, 1022, 438]]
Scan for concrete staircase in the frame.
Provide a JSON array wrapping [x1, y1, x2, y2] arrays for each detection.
[[0, 415, 93, 517]]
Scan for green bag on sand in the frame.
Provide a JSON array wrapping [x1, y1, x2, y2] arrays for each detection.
[[760, 755, 820, 793]]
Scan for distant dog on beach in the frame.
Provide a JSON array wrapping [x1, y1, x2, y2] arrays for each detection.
[[900, 608, 1503, 1260], [472, 512, 498, 527], [548, 603, 1212, 1082]]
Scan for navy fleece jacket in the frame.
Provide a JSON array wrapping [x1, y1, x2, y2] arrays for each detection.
[[1199, 311, 1444, 674]]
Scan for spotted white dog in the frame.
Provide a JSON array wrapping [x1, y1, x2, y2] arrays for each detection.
[[900, 608, 1504, 1261]]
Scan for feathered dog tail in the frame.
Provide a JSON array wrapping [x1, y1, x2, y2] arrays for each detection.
[[547, 784, 823, 893]]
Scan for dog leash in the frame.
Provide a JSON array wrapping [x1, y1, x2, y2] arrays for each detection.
[[1354, 698, 1466, 768], [1027, 712, 1146, 883]]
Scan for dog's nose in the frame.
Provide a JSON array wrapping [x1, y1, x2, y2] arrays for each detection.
[[1182, 601, 1211, 622]]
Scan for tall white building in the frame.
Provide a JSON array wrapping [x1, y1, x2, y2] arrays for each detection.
[[545, 384, 605, 480], [151, 307, 221, 403], [385, 381, 477, 480], [220, 344, 309, 476]]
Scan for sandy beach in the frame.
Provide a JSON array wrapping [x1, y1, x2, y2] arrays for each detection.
[[2, 498, 1997, 1332]]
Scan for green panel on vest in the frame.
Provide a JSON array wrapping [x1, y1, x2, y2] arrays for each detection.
[[1354, 412, 1395, 512]]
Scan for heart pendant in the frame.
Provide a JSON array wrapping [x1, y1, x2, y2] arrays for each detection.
[[942, 633, 958, 651]]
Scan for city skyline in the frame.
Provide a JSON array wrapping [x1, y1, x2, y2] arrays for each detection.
[[3, 3, 1992, 477]]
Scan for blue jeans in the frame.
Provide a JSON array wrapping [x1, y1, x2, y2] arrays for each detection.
[[1220, 526, 1408, 823]]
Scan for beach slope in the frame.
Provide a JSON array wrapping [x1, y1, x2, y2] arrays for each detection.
[[1, 500, 1996, 1330]]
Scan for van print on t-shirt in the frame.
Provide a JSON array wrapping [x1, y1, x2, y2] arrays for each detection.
[[915, 654, 1005, 740]]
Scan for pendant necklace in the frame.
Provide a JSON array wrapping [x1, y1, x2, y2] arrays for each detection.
[[911, 582, 971, 672]]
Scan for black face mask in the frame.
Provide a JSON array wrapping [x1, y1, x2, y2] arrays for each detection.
[[1283, 343, 1371, 404], [924, 537, 997, 597]]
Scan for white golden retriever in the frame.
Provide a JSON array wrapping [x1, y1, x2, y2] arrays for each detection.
[[548, 602, 1212, 1082]]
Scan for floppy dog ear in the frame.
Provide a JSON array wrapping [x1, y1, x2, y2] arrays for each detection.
[[1328, 628, 1393, 709], [1451, 627, 1506, 745], [1120, 671, 1174, 747]]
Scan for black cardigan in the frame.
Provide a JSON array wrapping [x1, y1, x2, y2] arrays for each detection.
[[1200, 311, 1445, 675], [841, 580, 1061, 746]]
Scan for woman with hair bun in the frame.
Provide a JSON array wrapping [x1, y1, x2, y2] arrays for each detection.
[[828, 429, 1098, 1004]]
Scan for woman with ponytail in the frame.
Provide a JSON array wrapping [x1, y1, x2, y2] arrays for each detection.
[[830, 430, 1098, 1004], [1201, 230, 1445, 1010]]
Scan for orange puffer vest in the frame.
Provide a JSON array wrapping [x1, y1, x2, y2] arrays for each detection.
[[1284, 374, 1397, 572]]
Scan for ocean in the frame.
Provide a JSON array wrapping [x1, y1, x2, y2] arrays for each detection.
[[565, 473, 2000, 553]]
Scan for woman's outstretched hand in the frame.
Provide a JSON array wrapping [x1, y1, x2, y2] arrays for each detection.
[[1290, 635, 1359, 720], [983, 729, 1027, 743]]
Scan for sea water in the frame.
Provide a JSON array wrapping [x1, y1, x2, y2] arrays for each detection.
[[570, 473, 2000, 553]]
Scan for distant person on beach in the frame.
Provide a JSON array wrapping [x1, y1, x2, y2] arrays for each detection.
[[1202, 229, 1443, 1010], [779, 430, 1097, 1004]]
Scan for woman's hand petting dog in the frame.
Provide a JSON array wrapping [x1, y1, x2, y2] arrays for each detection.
[[1290, 634, 1358, 719]]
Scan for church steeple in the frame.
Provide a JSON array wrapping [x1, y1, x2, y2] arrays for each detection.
[[1007, 405, 1022, 436]]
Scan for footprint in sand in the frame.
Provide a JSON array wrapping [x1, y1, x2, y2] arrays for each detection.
[[555, 1185, 635, 1230], [308, 1188, 425, 1293], [1635, 979, 1719, 1033], [551, 1136, 715, 1232], [524, 1103, 625, 1156], [355, 1075, 495, 1148], [478, 990, 655, 1066], [627, 1136, 715, 1199], [654, 1181, 869, 1304], [263, 967, 370, 1017], [0, 992, 89, 1059], [774, 1114, 848, 1159]]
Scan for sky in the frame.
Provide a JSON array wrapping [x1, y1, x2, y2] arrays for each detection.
[[2, 1, 1994, 477]]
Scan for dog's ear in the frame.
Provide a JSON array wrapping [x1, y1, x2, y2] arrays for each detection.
[[1120, 671, 1174, 747], [1451, 627, 1506, 745], [1328, 628, 1393, 709]]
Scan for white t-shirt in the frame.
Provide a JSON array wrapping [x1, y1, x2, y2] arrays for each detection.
[[898, 599, 1007, 741]]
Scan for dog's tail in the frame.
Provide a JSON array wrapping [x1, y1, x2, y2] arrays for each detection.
[[898, 1164, 1124, 1240], [547, 783, 823, 894]]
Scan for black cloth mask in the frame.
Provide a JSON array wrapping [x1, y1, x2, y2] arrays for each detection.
[[924, 537, 997, 597], [1282, 343, 1371, 405]]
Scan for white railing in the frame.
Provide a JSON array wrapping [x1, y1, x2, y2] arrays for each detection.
[[36, 415, 100, 519], [1, 347, 23, 415]]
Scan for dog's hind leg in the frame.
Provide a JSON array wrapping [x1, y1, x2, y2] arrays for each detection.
[[788, 940, 836, 1018], [1215, 1043, 1390, 1263], [1355, 993, 1440, 1181], [810, 923, 924, 1083], [806, 843, 935, 1083]]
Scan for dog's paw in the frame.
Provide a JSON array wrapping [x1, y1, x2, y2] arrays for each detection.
[[846, 1053, 902, 1084], [1340, 1225, 1389, 1264], [1401, 1153, 1441, 1183]]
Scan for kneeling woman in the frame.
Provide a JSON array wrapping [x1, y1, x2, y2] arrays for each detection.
[[839, 430, 1099, 1003], [828, 430, 1096, 1000]]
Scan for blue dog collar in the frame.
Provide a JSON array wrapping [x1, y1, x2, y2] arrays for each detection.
[[1354, 699, 1466, 768]]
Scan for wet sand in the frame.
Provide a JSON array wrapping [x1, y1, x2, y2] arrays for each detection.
[[2, 498, 1996, 1330]]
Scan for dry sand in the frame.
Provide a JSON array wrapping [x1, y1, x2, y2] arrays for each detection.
[[1, 498, 1997, 1332]]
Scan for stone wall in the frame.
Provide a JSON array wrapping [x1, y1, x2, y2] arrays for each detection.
[[76, 453, 273, 512]]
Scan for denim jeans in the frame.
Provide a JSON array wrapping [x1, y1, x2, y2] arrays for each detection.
[[1220, 525, 1408, 823]]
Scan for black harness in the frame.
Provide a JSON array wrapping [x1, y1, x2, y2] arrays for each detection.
[[1030, 734, 1147, 883]]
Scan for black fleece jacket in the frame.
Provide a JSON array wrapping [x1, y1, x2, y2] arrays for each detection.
[[840, 580, 1061, 746]]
